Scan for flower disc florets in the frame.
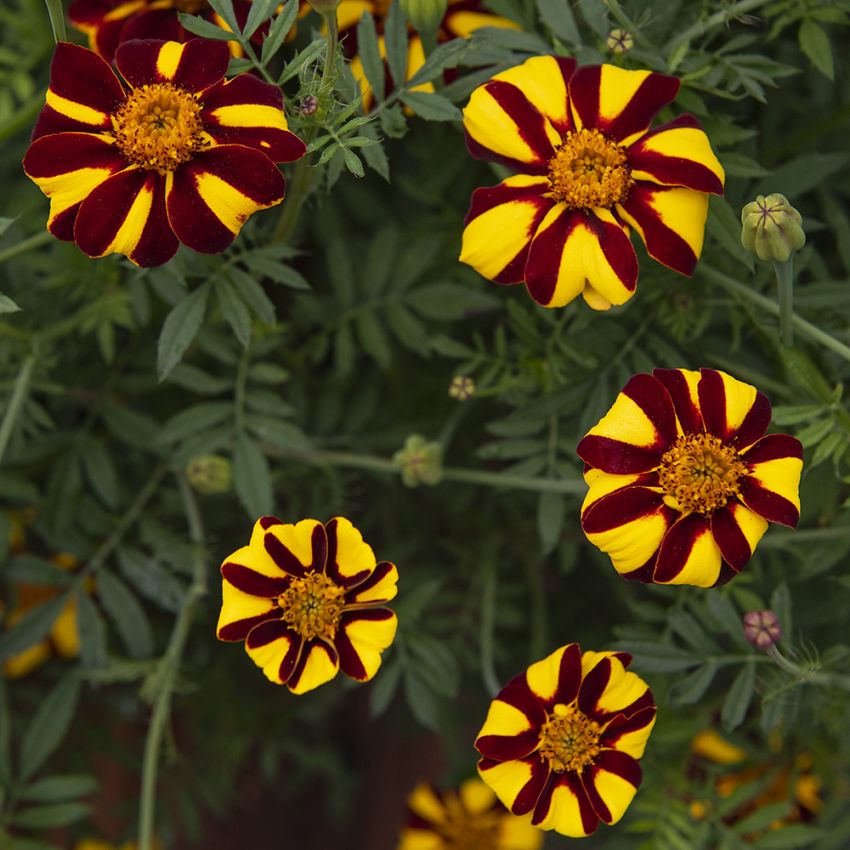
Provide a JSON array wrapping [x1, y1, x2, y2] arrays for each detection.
[[538, 703, 602, 773], [276, 572, 346, 641]]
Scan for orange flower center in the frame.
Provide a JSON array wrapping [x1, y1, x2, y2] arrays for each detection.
[[538, 703, 601, 773], [276, 572, 345, 641], [111, 83, 205, 175], [658, 432, 747, 515], [548, 128, 632, 209], [437, 801, 501, 850]]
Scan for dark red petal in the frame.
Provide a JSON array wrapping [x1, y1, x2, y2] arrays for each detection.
[[652, 368, 703, 434], [739, 479, 800, 527], [221, 562, 289, 597], [577, 656, 612, 717], [244, 620, 303, 683], [531, 771, 598, 834], [324, 517, 372, 587], [343, 560, 395, 601], [286, 639, 338, 691], [600, 705, 657, 749], [710, 504, 753, 573], [742, 433, 803, 465], [48, 41, 125, 117], [581, 750, 642, 823], [478, 755, 551, 817], [23, 132, 126, 179], [653, 512, 711, 584], [264, 531, 307, 578], [120, 7, 186, 45], [581, 487, 665, 534], [129, 175, 179, 267], [217, 609, 278, 642], [259, 515, 283, 529], [334, 608, 394, 681], [116, 38, 230, 92]]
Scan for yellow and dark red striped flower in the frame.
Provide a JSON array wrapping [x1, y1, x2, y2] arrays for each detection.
[[474, 644, 656, 838], [461, 57, 725, 310], [23, 39, 306, 267], [398, 779, 543, 850], [217, 516, 398, 694], [578, 368, 803, 587], [68, 0, 257, 62]]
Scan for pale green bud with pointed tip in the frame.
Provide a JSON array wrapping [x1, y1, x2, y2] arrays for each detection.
[[399, 0, 447, 32], [741, 193, 806, 263], [392, 435, 443, 487], [186, 455, 232, 495]]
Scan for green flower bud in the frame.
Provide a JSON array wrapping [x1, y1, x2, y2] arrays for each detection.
[[399, 0, 448, 32], [606, 28, 633, 54], [186, 455, 232, 495], [392, 435, 443, 487], [449, 375, 476, 401], [741, 193, 806, 263]]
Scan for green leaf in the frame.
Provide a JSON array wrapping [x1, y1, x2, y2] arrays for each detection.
[[734, 802, 793, 837], [10, 803, 89, 829], [233, 434, 273, 517], [242, 0, 277, 38], [752, 825, 824, 848], [0, 678, 10, 785], [755, 152, 848, 198], [76, 592, 107, 669], [670, 661, 717, 705], [246, 416, 311, 452], [400, 91, 461, 122], [157, 283, 210, 381], [19, 675, 81, 781], [355, 312, 392, 368], [159, 402, 232, 444], [615, 641, 699, 673], [403, 670, 438, 729], [341, 146, 365, 177], [537, 491, 564, 554], [721, 661, 756, 731], [18, 774, 99, 802], [0, 594, 68, 663], [176, 11, 234, 39], [229, 267, 280, 318], [406, 39, 469, 86], [79, 438, 119, 508], [0, 293, 21, 313], [798, 18, 833, 79], [707, 195, 754, 271], [43, 0, 67, 41], [384, 1, 409, 90], [261, 0, 300, 64], [770, 583, 792, 644], [98, 571, 154, 659], [118, 547, 185, 613], [216, 279, 252, 347], [206, 0, 238, 31], [408, 282, 497, 320], [668, 611, 719, 654], [369, 659, 401, 716], [357, 12, 386, 104], [536, 0, 580, 43], [575, 0, 608, 36]]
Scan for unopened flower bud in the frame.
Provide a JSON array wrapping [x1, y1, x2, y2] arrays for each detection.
[[742, 610, 782, 651], [300, 95, 318, 116], [399, 0, 448, 32], [449, 375, 475, 401], [741, 194, 806, 263], [606, 28, 633, 54], [392, 435, 442, 487], [186, 455, 232, 495]]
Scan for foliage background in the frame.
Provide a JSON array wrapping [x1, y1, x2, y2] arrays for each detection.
[[1, 0, 849, 848]]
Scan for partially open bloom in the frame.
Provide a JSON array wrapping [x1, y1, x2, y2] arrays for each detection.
[[392, 434, 443, 486], [475, 644, 656, 838], [23, 39, 306, 266], [398, 779, 543, 850], [578, 368, 803, 587], [217, 516, 398, 694], [69, 0, 258, 61], [461, 57, 724, 310]]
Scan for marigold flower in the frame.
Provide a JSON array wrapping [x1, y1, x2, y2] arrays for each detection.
[[23, 39, 306, 267], [461, 57, 725, 310], [577, 368, 803, 587], [398, 779, 543, 850], [474, 643, 656, 838], [69, 0, 258, 62], [217, 516, 398, 694]]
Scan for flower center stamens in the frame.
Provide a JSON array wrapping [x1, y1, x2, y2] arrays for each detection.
[[538, 704, 601, 773], [111, 83, 205, 175], [438, 803, 501, 850], [276, 572, 346, 641], [658, 432, 747, 515], [547, 128, 632, 209]]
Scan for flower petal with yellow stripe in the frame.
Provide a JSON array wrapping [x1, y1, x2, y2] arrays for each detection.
[[577, 368, 803, 587], [475, 643, 656, 838], [24, 39, 306, 266], [217, 515, 398, 694], [461, 57, 724, 309]]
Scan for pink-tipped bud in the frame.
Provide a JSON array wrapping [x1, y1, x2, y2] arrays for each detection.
[[742, 610, 782, 651]]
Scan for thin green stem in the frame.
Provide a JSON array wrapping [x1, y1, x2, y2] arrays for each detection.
[[667, 0, 772, 49], [767, 645, 850, 691], [773, 258, 794, 348], [138, 474, 207, 850], [0, 354, 35, 464], [700, 265, 850, 363], [0, 231, 52, 266], [480, 556, 500, 697]]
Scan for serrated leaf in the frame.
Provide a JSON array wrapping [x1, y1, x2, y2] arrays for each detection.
[[229, 267, 278, 321], [798, 18, 833, 79], [79, 438, 119, 508], [206, 0, 238, 30], [19, 774, 98, 802], [406, 39, 469, 87], [537, 491, 564, 554], [246, 416, 311, 452], [357, 12, 385, 104], [341, 146, 365, 177], [10, 803, 89, 829], [233, 434, 273, 517], [216, 279, 252, 347], [536, 0, 580, 43], [158, 402, 232, 444], [118, 548, 185, 613], [755, 152, 848, 198], [400, 90, 461, 121], [76, 592, 107, 669], [670, 661, 717, 705], [20, 675, 81, 781], [616, 641, 699, 673], [98, 572, 154, 659], [261, 0, 300, 64], [157, 284, 210, 380], [403, 670, 438, 729], [176, 11, 234, 39], [355, 312, 392, 368], [751, 824, 823, 848], [721, 661, 756, 731], [242, 0, 277, 38], [384, 1, 408, 88]]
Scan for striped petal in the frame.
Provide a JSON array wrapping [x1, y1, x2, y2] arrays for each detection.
[[616, 183, 708, 276], [568, 64, 680, 145], [73, 167, 178, 266], [463, 78, 561, 173], [120, 6, 191, 45], [580, 749, 642, 825], [740, 434, 803, 527], [531, 771, 598, 837], [478, 755, 550, 817], [581, 468, 659, 512], [23, 132, 127, 240], [475, 683, 548, 762], [325, 516, 377, 587], [522, 643, 583, 709], [628, 114, 725, 195], [460, 175, 554, 284], [165, 144, 285, 254], [344, 560, 398, 604], [244, 619, 303, 685], [601, 705, 657, 760], [201, 74, 307, 163], [654, 513, 722, 587], [333, 608, 397, 682], [524, 207, 638, 309], [578, 654, 654, 724], [261, 518, 328, 579], [711, 501, 768, 573], [488, 55, 577, 136], [651, 367, 703, 435], [578, 373, 677, 473], [286, 638, 340, 694], [35, 42, 124, 139], [115, 38, 230, 93], [697, 368, 771, 448], [216, 579, 278, 641]]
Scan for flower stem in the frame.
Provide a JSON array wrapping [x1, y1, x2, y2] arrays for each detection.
[[0, 354, 35, 464], [773, 258, 794, 348], [667, 0, 772, 49], [700, 265, 850, 363], [138, 474, 207, 850], [0, 231, 52, 266], [766, 645, 850, 691]]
